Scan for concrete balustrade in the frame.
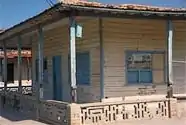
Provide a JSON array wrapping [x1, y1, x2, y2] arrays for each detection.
[[0, 92, 180, 125]]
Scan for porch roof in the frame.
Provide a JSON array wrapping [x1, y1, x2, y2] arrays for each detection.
[[1, 1, 186, 42]]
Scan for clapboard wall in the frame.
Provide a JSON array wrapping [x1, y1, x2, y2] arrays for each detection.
[[31, 17, 101, 103], [31, 17, 186, 103], [102, 18, 186, 98]]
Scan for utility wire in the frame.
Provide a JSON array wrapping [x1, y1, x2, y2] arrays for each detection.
[[45, 0, 54, 7], [44, 0, 63, 14]]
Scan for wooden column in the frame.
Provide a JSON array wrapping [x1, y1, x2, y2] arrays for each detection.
[[17, 36, 22, 93], [166, 20, 173, 98], [0, 58, 2, 81], [99, 18, 104, 100], [36, 26, 44, 119], [3, 42, 7, 91], [38, 26, 44, 99], [69, 17, 77, 102]]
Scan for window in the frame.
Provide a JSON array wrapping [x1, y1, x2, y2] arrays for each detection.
[[126, 51, 165, 84], [76, 52, 90, 85]]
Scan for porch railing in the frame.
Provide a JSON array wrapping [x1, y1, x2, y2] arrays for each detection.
[[0, 91, 178, 125], [0, 86, 32, 94], [39, 100, 70, 125], [0, 91, 36, 117], [0, 91, 70, 125], [79, 98, 175, 125]]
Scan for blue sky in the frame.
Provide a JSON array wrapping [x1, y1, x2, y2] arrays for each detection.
[[0, 0, 186, 29]]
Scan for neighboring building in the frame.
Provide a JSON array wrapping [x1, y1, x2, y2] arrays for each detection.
[[0, 50, 32, 85], [0, 29, 4, 33], [0, 1, 186, 103]]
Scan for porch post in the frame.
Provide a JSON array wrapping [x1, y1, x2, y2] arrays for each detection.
[[36, 26, 44, 119], [38, 26, 44, 99], [0, 58, 2, 81], [17, 36, 22, 93], [166, 20, 173, 98], [3, 42, 7, 91], [69, 16, 77, 103], [99, 18, 104, 100]]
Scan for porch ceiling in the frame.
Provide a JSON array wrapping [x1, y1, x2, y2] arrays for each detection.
[[1, 1, 186, 46]]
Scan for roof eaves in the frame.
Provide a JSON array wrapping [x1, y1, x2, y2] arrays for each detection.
[[1, 2, 186, 41]]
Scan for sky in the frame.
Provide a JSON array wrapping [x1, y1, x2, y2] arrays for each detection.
[[0, 0, 186, 29]]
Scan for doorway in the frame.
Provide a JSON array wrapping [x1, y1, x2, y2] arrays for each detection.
[[52, 56, 62, 101], [7, 63, 14, 83]]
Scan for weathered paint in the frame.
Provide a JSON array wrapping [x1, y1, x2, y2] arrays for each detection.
[[17, 35, 22, 92], [69, 17, 77, 102], [31, 17, 101, 103], [103, 18, 168, 97], [52, 55, 62, 100], [3, 41, 7, 91], [167, 20, 173, 97], [99, 18, 104, 100], [38, 26, 44, 99], [29, 17, 186, 103]]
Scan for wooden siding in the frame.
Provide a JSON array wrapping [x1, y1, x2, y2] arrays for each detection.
[[172, 21, 186, 94], [31, 17, 100, 102], [102, 18, 186, 97], [30, 17, 186, 102], [75, 18, 100, 103]]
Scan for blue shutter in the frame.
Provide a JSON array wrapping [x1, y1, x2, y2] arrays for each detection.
[[140, 70, 152, 83], [127, 70, 139, 83], [76, 52, 90, 85], [52, 56, 62, 100]]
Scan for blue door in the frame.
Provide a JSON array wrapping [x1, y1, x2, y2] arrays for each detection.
[[52, 56, 62, 101]]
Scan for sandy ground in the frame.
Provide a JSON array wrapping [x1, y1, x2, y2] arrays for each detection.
[[0, 109, 48, 125]]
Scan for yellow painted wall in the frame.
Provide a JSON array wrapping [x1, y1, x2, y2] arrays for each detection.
[[172, 20, 186, 94], [31, 17, 186, 103], [102, 18, 186, 97], [31, 17, 101, 102]]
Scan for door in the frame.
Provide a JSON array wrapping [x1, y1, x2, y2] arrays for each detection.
[[52, 56, 62, 101], [7, 63, 14, 83]]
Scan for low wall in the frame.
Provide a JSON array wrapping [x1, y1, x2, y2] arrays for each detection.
[[177, 99, 186, 118], [39, 100, 70, 125], [0, 92, 178, 125], [0, 91, 37, 117], [78, 99, 173, 125], [0, 91, 70, 125]]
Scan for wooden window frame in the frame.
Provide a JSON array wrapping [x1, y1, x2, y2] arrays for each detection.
[[125, 50, 165, 85]]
